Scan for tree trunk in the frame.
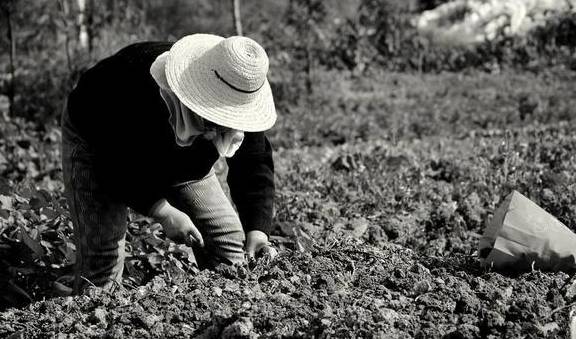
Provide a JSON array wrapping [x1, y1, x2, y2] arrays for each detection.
[[305, 43, 313, 95], [4, 0, 16, 117], [141, 1, 148, 28], [305, 0, 313, 96], [232, 0, 243, 36], [57, 0, 74, 74], [106, 0, 116, 24], [85, 0, 93, 54], [76, 0, 91, 54]]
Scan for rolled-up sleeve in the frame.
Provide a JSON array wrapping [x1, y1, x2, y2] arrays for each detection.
[[226, 132, 275, 235]]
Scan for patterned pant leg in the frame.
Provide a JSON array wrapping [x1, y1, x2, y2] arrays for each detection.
[[167, 172, 246, 268], [61, 131, 128, 293]]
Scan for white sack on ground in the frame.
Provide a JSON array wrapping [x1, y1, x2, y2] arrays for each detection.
[[480, 190, 576, 273], [416, 0, 576, 45]]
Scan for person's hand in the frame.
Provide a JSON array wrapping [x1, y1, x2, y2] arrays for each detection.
[[245, 230, 277, 259], [150, 199, 204, 247]]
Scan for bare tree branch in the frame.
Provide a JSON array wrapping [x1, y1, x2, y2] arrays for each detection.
[[77, 0, 89, 51], [56, 0, 74, 74], [232, 0, 243, 36], [3, 0, 16, 116]]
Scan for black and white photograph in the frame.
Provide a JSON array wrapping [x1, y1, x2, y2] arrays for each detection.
[[0, 0, 576, 337]]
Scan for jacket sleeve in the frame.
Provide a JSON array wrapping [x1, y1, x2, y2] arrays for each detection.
[[226, 132, 275, 235]]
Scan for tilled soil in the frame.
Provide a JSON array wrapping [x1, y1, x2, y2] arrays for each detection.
[[1, 239, 572, 338]]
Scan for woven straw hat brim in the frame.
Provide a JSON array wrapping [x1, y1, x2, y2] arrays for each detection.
[[165, 34, 277, 132]]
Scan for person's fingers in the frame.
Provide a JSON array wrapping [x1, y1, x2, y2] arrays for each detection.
[[246, 236, 267, 258], [167, 228, 189, 244], [259, 245, 278, 259], [187, 228, 204, 248], [173, 212, 203, 247], [245, 238, 258, 258], [164, 212, 204, 247], [184, 222, 204, 247]]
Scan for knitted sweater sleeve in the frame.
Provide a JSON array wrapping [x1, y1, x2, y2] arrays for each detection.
[[226, 132, 275, 235]]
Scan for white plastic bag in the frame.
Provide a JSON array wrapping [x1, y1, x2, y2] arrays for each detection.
[[480, 190, 576, 272]]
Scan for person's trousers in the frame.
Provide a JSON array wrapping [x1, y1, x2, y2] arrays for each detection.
[[61, 111, 245, 292]]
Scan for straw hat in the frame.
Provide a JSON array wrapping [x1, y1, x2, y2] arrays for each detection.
[[165, 34, 277, 132]]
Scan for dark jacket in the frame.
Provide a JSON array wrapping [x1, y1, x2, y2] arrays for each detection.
[[66, 42, 275, 235]]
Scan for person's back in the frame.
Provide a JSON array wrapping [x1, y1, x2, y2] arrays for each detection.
[[67, 42, 174, 153]]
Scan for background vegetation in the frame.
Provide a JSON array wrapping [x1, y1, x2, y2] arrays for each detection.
[[1, 0, 575, 122]]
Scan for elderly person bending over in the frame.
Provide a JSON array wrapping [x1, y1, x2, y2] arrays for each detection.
[[61, 34, 277, 292]]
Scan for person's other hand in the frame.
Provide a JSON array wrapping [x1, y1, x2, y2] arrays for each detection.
[[150, 199, 204, 247], [245, 230, 277, 259]]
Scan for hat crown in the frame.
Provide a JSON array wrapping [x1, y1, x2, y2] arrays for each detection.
[[165, 33, 276, 132], [212, 36, 269, 93]]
